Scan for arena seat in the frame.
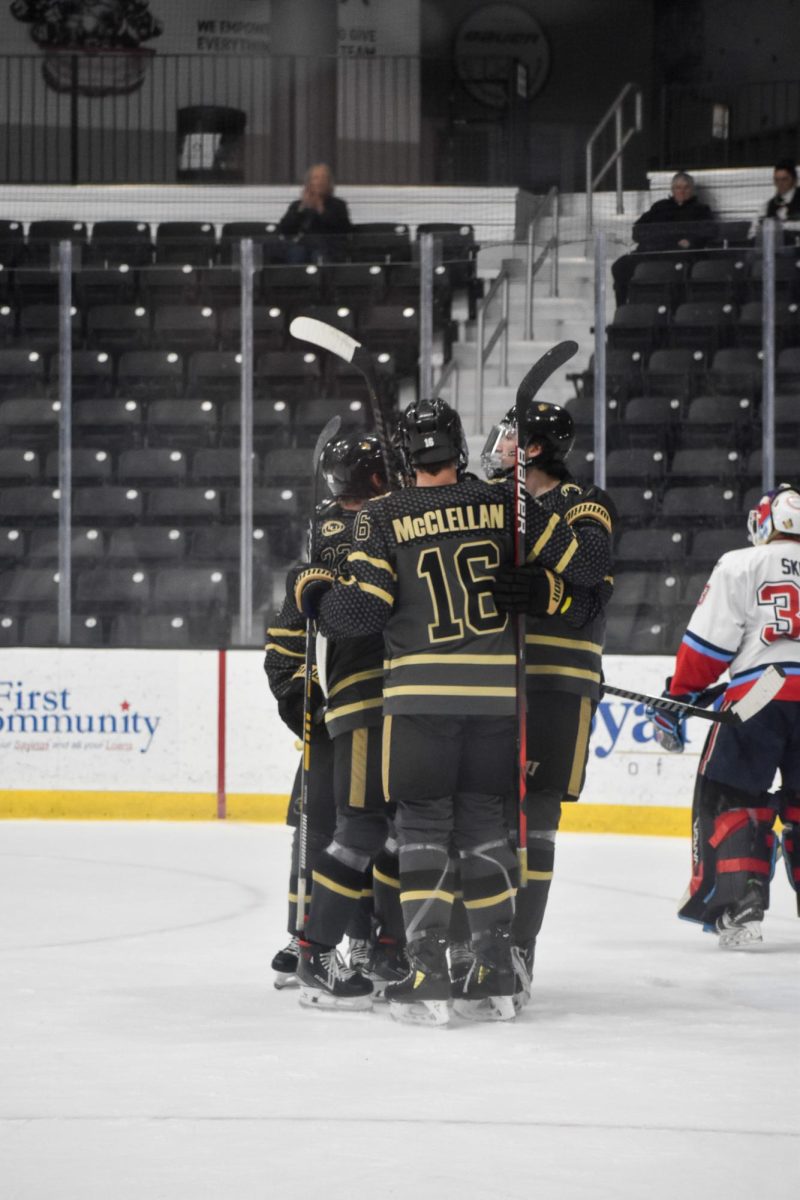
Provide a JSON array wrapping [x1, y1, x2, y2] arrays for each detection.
[[73, 398, 142, 448], [606, 303, 669, 355], [117, 350, 184, 400], [145, 398, 218, 448], [218, 306, 285, 354], [0, 447, 41, 485], [627, 259, 687, 308], [74, 265, 138, 308], [44, 447, 112, 486], [0, 348, 47, 397], [86, 304, 150, 353], [152, 305, 218, 354], [88, 221, 153, 267], [117, 447, 188, 486], [50, 350, 114, 400], [349, 223, 411, 263], [668, 302, 736, 356], [107, 526, 186, 564], [73, 486, 144, 525], [0, 399, 59, 444], [28, 526, 105, 565], [685, 257, 746, 304], [154, 221, 216, 267]]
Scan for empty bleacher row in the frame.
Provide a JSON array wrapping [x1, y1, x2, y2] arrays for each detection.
[[569, 248, 798, 652], [0, 218, 479, 271], [0, 219, 482, 647]]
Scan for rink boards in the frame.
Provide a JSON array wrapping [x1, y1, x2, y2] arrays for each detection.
[[0, 649, 705, 835]]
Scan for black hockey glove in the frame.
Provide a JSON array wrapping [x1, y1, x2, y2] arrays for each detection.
[[277, 683, 325, 737], [492, 563, 570, 617], [293, 565, 335, 620]]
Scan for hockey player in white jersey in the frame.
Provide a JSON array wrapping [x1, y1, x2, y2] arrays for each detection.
[[650, 483, 800, 948]]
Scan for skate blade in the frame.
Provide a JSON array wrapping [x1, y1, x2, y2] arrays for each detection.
[[388, 999, 450, 1027], [364, 978, 393, 1002], [453, 995, 516, 1022], [511, 992, 530, 1015], [718, 923, 764, 950], [273, 972, 299, 990], [298, 985, 373, 1011]]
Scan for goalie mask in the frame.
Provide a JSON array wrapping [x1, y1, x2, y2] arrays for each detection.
[[748, 482, 800, 545], [320, 434, 386, 500], [398, 398, 468, 478]]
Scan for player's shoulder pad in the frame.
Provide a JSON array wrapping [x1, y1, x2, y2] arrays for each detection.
[[564, 484, 616, 532]]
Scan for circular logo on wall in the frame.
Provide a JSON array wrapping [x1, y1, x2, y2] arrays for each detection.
[[454, 3, 550, 109]]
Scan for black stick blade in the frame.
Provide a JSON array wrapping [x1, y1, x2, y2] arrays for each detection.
[[515, 340, 579, 407]]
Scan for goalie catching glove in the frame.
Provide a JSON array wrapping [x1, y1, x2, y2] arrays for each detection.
[[293, 565, 335, 620], [492, 563, 573, 617]]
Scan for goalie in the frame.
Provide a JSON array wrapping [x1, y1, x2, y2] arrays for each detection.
[[649, 484, 800, 948]]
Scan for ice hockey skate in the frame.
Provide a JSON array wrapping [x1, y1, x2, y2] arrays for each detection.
[[511, 941, 534, 1013], [453, 927, 516, 1022], [716, 884, 766, 950], [347, 936, 371, 974], [296, 940, 374, 1010], [271, 934, 300, 989], [362, 936, 410, 1000], [385, 931, 451, 1026], [448, 940, 474, 998]]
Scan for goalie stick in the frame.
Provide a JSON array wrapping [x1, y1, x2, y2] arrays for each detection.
[[295, 414, 342, 935], [289, 315, 399, 486], [514, 340, 579, 883], [602, 664, 785, 726]]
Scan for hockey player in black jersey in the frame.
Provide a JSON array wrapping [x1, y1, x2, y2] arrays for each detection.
[[484, 401, 614, 1008], [296, 398, 613, 1025], [269, 433, 410, 1009]]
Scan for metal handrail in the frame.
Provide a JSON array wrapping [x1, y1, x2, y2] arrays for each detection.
[[524, 185, 559, 340], [585, 82, 643, 238], [431, 355, 459, 409], [475, 267, 510, 432]]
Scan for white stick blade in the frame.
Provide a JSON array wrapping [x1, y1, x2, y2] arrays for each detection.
[[731, 665, 785, 723], [290, 315, 360, 363]]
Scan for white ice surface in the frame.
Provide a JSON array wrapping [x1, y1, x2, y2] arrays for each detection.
[[1, 821, 798, 1200]]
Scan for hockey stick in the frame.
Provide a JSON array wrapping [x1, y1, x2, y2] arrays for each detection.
[[602, 665, 785, 726], [514, 340, 579, 884], [289, 315, 399, 486], [295, 414, 342, 935]]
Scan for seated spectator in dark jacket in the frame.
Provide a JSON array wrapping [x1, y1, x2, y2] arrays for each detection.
[[611, 171, 714, 307], [277, 163, 351, 262], [764, 158, 800, 222]]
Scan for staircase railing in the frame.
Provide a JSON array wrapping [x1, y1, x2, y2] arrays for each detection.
[[585, 82, 643, 239], [474, 266, 510, 433], [524, 185, 559, 340]]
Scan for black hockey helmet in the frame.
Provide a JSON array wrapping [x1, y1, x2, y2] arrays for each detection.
[[522, 401, 574, 473], [320, 433, 386, 500], [397, 398, 468, 477]]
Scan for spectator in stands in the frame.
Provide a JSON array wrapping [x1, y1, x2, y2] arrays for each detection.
[[764, 158, 800, 222], [611, 171, 714, 307], [277, 163, 351, 262]]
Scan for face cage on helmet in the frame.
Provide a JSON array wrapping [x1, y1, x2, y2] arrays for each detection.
[[480, 417, 517, 480]]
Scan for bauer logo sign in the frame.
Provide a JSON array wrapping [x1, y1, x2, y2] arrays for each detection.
[[454, 3, 550, 108]]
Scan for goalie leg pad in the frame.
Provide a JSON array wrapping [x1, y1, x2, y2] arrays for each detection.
[[706, 794, 777, 919], [779, 793, 800, 907]]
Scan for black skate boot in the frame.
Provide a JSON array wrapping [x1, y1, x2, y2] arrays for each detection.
[[453, 926, 516, 1022], [716, 882, 766, 950], [271, 934, 300, 990], [511, 939, 535, 1013], [385, 931, 451, 1026], [363, 936, 410, 1000], [296, 939, 374, 1010]]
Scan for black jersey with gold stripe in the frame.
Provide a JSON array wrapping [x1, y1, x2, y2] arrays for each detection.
[[524, 476, 614, 699], [318, 475, 612, 716], [264, 499, 383, 736]]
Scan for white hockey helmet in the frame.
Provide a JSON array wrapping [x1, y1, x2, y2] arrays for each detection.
[[747, 482, 800, 545]]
